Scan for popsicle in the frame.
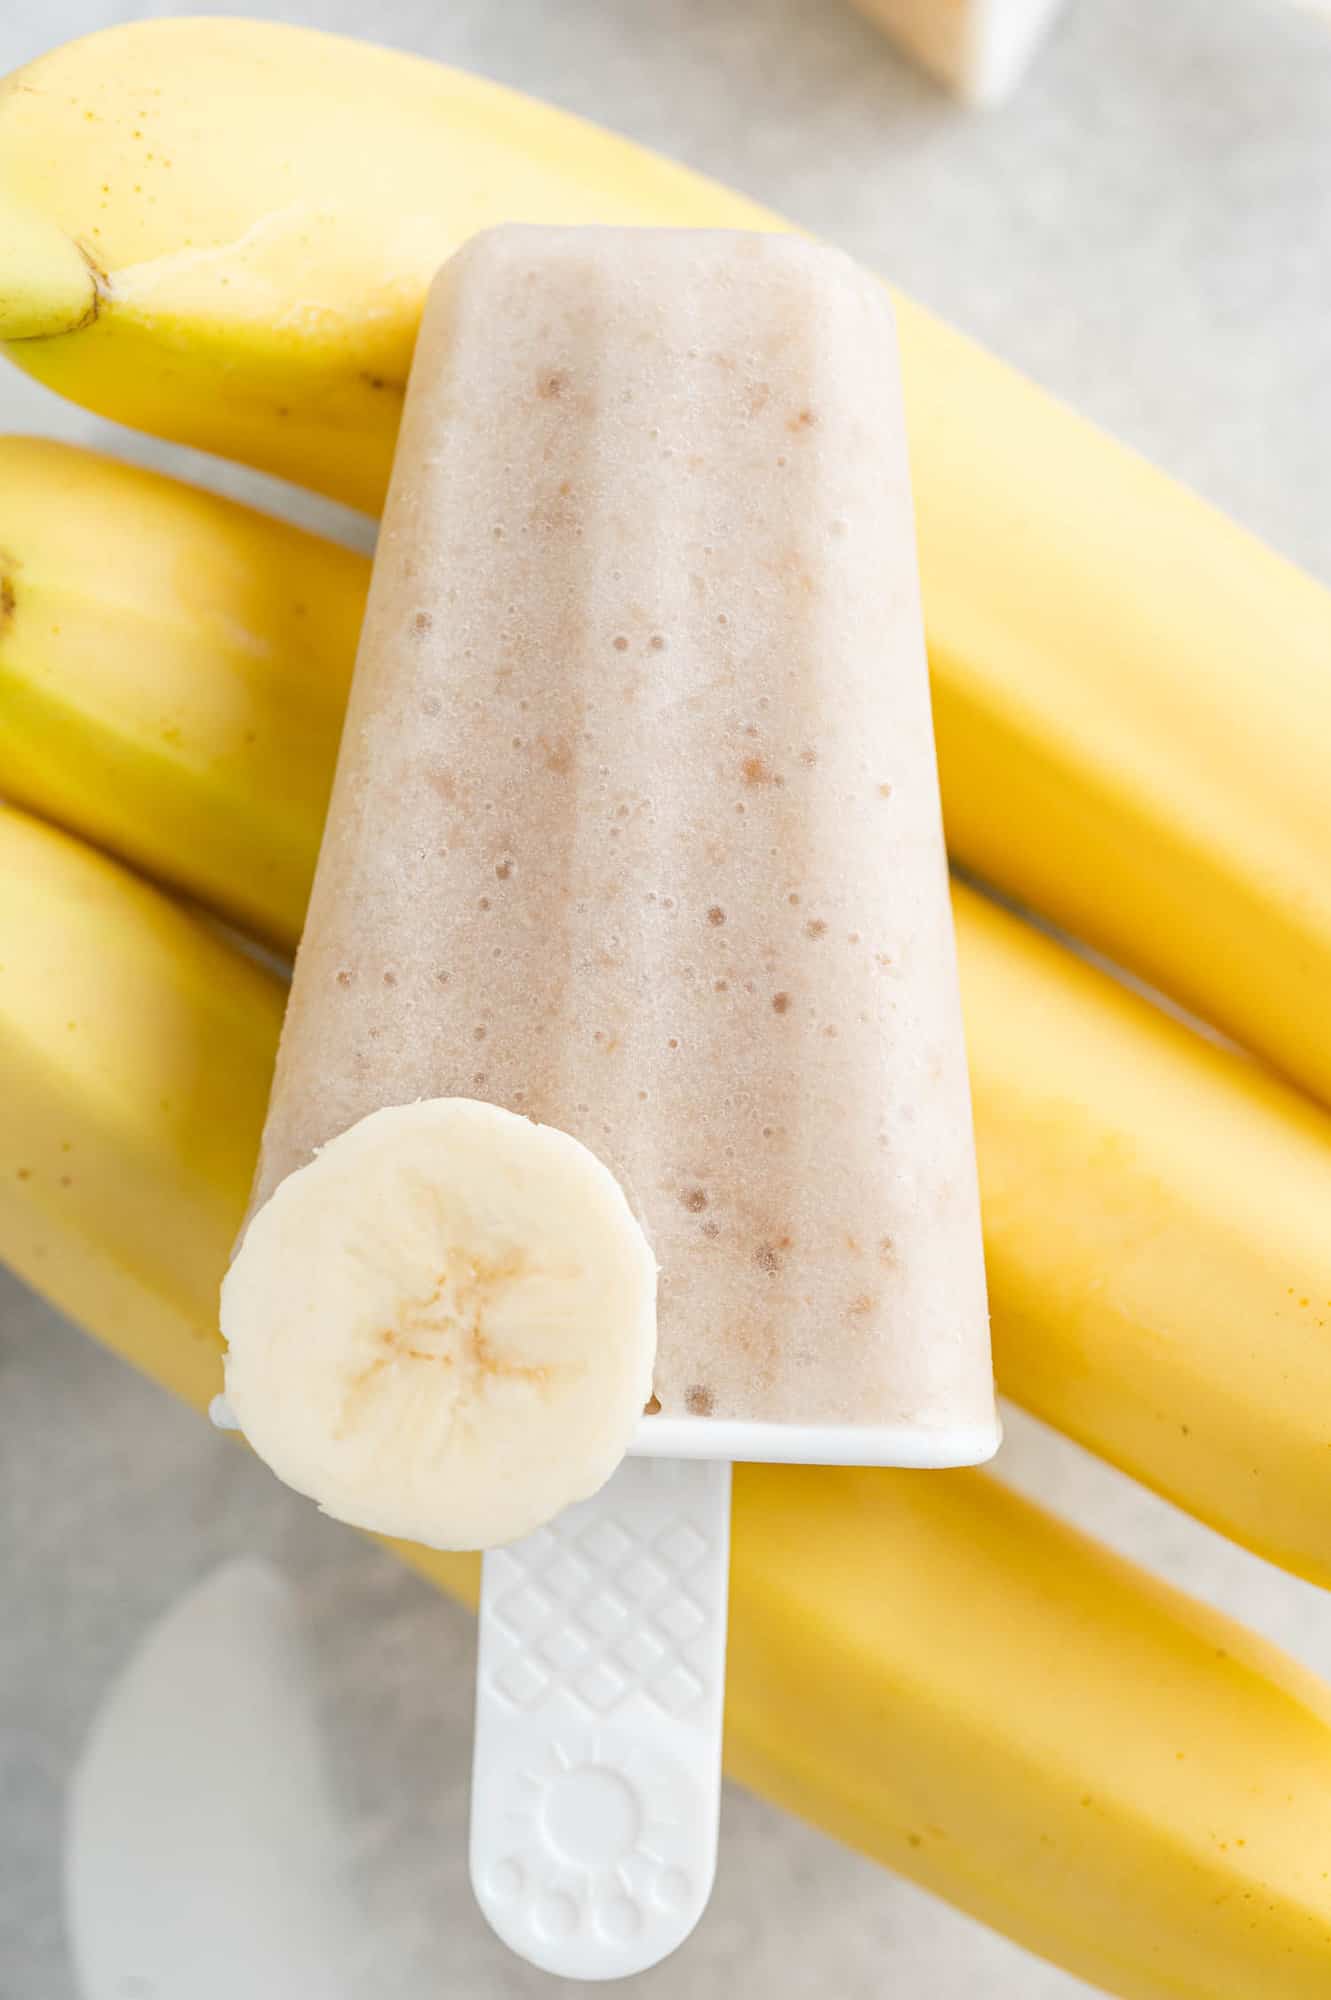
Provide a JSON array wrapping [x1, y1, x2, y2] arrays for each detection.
[[220, 225, 998, 1557]]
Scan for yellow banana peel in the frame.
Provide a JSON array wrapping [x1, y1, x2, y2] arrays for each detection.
[[4, 438, 1330, 1586], [0, 437, 361, 945], [2, 19, 1329, 1115], [0, 185, 98, 339], [5, 799, 1331, 2000], [0, 806, 283, 1408]]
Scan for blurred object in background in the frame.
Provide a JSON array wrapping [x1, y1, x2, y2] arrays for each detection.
[[66, 1560, 361, 2000], [850, 0, 1068, 101]]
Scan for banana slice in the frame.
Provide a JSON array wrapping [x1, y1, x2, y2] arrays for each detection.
[[220, 1098, 657, 1550]]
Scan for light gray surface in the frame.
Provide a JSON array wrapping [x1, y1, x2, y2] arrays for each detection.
[[2, 2, 1330, 1997]]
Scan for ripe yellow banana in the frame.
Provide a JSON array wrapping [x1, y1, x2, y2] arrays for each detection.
[[0, 437, 361, 945], [0, 806, 283, 1410], [5, 800, 1331, 2000], [5, 438, 1330, 1585], [3, 20, 1330, 1116]]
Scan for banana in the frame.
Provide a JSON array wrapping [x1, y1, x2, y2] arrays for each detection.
[[959, 891, 1331, 1586], [0, 187, 97, 338], [7, 800, 1331, 2000], [0, 436, 362, 946], [3, 23, 1330, 1114], [0, 804, 284, 1410], [222, 1098, 657, 1549], [6, 445, 1331, 1583]]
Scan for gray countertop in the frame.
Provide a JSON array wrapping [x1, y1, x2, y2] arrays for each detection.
[[3, 3, 1330, 1996]]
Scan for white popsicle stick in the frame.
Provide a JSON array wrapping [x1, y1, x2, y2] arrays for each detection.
[[471, 1456, 731, 1980]]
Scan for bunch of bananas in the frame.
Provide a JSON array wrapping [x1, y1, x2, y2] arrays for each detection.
[[2, 21, 1330, 1998]]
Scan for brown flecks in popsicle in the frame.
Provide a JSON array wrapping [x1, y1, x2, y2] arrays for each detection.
[[335, 970, 352, 989], [878, 783, 894, 800], [473, 1025, 487, 1042], [848, 931, 862, 945], [847, 1294, 877, 1318], [612, 635, 629, 653], [788, 407, 818, 432], [742, 754, 770, 786], [755, 1243, 783, 1276], [477, 897, 491, 912], [412, 611, 433, 636], [495, 859, 513, 880], [685, 1385, 715, 1417], [382, 970, 397, 988], [799, 748, 818, 766], [787, 892, 801, 907], [667, 1037, 680, 1051], [771, 992, 791, 1015], [707, 906, 726, 927], [700, 1220, 721, 1240], [543, 738, 573, 776], [537, 369, 568, 399], [714, 979, 729, 993], [682, 1188, 708, 1213], [649, 634, 667, 652], [435, 969, 451, 986], [805, 919, 828, 940], [644, 1393, 663, 1416], [716, 612, 729, 627]]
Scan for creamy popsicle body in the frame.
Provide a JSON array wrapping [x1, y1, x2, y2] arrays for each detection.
[[222, 227, 997, 1548]]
